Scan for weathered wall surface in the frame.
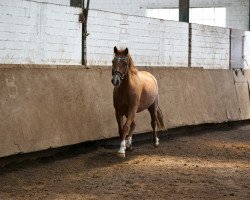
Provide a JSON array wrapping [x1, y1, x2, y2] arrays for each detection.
[[190, 24, 230, 69], [244, 31, 250, 69], [0, 1, 249, 69], [1, 66, 250, 158], [233, 69, 250, 120], [89, 0, 249, 30], [87, 9, 250, 69], [87, 10, 189, 67], [0, 0, 81, 64]]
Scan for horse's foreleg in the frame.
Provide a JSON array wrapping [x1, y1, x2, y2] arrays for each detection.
[[118, 108, 137, 157], [126, 121, 135, 151], [115, 112, 123, 139], [118, 122, 131, 155]]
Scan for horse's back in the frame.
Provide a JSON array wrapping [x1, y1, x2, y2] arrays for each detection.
[[138, 71, 158, 89]]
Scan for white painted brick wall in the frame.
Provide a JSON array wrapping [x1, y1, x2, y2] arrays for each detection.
[[244, 31, 250, 69], [87, 10, 234, 69], [90, 0, 249, 31], [87, 10, 189, 67], [0, 1, 248, 68], [0, 0, 81, 64], [190, 23, 230, 69]]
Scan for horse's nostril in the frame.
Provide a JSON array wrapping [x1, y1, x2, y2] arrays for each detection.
[[111, 79, 117, 86], [117, 79, 120, 86]]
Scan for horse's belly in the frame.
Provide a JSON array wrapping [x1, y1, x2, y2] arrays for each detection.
[[136, 72, 158, 113], [137, 97, 156, 112], [137, 89, 157, 113]]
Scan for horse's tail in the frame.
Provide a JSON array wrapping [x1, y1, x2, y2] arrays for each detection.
[[156, 106, 166, 131]]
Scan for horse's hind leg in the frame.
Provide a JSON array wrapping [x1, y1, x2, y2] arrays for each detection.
[[148, 102, 159, 147], [126, 121, 135, 151]]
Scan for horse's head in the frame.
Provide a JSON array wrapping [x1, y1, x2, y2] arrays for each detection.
[[111, 46, 129, 87]]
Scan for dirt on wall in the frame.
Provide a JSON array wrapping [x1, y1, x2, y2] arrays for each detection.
[[0, 123, 249, 200]]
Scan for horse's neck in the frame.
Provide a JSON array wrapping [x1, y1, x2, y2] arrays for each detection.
[[121, 67, 137, 89]]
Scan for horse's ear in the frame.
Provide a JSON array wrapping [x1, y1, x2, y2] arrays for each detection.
[[124, 47, 128, 55], [114, 46, 118, 54]]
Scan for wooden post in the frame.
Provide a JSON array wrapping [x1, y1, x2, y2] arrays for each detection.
[[70, 0, 90, 67], [77, 0, 90, 67]]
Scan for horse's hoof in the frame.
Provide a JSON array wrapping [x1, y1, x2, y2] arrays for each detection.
[[117, 153, 126, 158], [153, 143, 159, 148]]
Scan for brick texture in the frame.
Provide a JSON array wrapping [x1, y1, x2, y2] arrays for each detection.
[[0, 1, 249, 68], [89, 0, 249, 31], [87, 10, 189, 67], [190, 23, 230, 69], [0, 0, 81, 64]]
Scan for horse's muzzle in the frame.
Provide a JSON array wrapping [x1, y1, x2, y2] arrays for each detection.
[[111, 75, 121, 87]]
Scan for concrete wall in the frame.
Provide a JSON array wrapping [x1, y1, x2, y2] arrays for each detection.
[[87, 10, 189, 67], [244, 31, 250, 69], [0, 0, 82, 64], [89, 0, 249, 31], [1, 65, 250, 158], [226, 0, 249, 30], [190, 24, 230, 69]]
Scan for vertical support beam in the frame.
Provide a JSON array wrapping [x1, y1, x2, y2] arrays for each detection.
[[179, 0, 189, 23], [71, 0, 90, 67], [79, 0, 90, 67], [230, 29, 245, 69], [249, 0, 250, 31], [179, 0, 191, 67], [188, 23, 192, 67], [229, 28, 232, 69], [82, 0, 86, 67]]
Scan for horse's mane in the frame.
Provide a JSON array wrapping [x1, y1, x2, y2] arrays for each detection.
[[128, 54, 138, 75]]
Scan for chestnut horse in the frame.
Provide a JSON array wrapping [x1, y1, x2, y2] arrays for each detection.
[[111, 46, 165, 157]]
